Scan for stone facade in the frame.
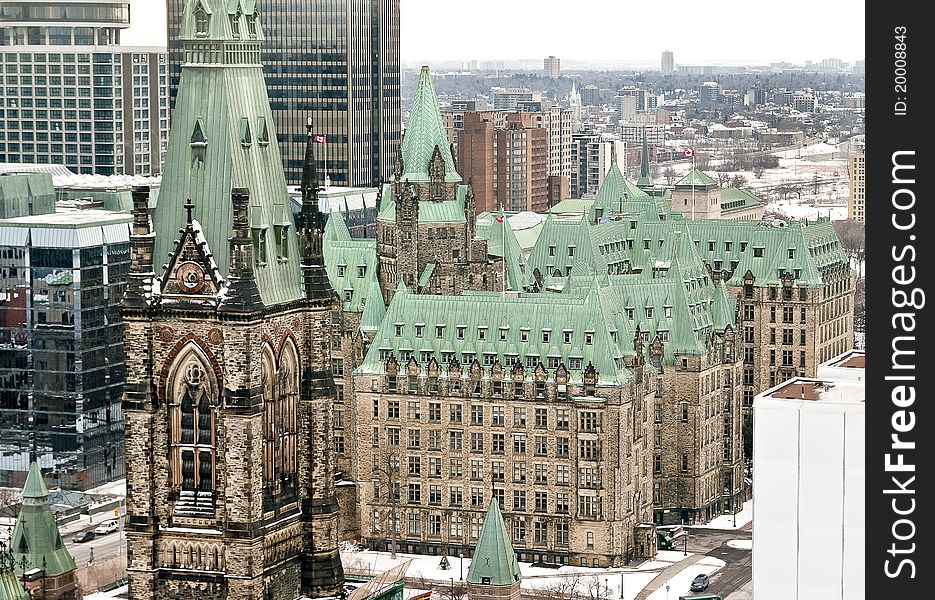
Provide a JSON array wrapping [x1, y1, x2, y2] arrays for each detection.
[[352, 361, 656, 567]]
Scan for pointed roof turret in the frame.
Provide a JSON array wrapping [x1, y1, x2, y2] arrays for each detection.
[[153, 0, 303, 307], [466, 501, 522, 586], [9, 463, 76, 578], [637, 129, 653, 188], [675, 169, 718, 189], [400, 67, 462, 183], [359, 279, 387, 333]]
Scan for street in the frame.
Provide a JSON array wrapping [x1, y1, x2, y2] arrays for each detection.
[[684, 527, 753, 598], [65, 518, 126, 567]]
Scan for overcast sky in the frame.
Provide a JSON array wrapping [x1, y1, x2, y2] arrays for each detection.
[[125, 0, 864, 65]]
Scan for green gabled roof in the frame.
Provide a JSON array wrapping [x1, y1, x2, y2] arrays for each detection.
[[323, 235, 378, 312], [357, 289, 631, 384], [376, 183, 468, 224], [527, 215, 604, 281], [711, 281, 736, 330], [719, 187, 764, 212], [153, 0, 302, 307], [590, 151, 651, 218], [418, 263, 436, 288], [0, 568, 28, 600], [680, 219, 846, 287], [10, 463, 76, 578], [467, 501, 521, 587], [21, 462, 48, 499], [675, 169, 718, 188], [548, 198, 593, 216], [180, 0, 263, 42], [401, 67, 461, 183], [475, 212, 527, 292], [0, 173, 55, 218], [324, 211, 353, 244], [359, 279, 387, 333]]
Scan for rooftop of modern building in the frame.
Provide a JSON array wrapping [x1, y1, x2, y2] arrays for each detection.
[[815, 349, 865, 383], [0, 207, 133, 228], [756, 376, 864, 405]]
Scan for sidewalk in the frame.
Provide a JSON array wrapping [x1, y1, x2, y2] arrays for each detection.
[[59, 509, 123, 536], [633, 554, 707, 600]]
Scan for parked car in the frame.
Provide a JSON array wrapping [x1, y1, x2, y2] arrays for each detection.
[[72, 530, 96, 543], [94, 520, 119, 535], [690, 574, 710, 592]]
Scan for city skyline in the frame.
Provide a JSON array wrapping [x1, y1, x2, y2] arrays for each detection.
[[125, 0, 865, 66]]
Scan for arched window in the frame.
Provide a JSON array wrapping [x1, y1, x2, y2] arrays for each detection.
[[263, 342, 299, 492], [169, 350, 218, 516]]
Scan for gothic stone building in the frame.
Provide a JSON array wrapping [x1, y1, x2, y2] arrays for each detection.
[[121, 2, 343, 599]]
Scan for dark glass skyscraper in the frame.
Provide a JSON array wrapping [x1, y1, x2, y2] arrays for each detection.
[[167, 0, 401, 187]]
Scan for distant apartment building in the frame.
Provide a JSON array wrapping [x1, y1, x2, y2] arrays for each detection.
[[661, 51, 674, 75], [699, 82, 722, 106], [494, 114, 549, 213], [544, 55, 560, 79], [752, 350, 864, 600], [579, 85, 601, 106], [620, 124, 664, 148], [0, 1, 168, 175], [517, 101, 574, 183], [457, 112, 496, 213], [842, 93, 865, 109], [745, 87, 768, 107], [0, 175, 131, 489], [570, 133, 625, 198], [847, 152, 865, 222], [792, 91, 819, 113], [492, 87, 541, 110], [614, 96, 637, 122]]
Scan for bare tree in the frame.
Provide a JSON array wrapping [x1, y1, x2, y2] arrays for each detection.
[[542, 573, 583, 600], [663, 167, 678, 185], [731, 174, 748, 188], [717, 172, 731, 187], [833, 219, 866, 283], [583, 576, 613, 600], [371, 450, 401, 559], [0, 488, 20, 518], [444, 580, 468, 600]]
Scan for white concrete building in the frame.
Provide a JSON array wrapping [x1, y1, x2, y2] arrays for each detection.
[[752, 350, 864, 600]]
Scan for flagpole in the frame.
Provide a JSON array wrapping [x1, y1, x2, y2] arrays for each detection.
[[323, 137, 329, 190], [500, 205, 506, 298]]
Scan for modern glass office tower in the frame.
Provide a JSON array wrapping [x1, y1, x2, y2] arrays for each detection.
[[0, 193, 131, 490], [167, 0, 401, 187], [0, 1, 169, 175]]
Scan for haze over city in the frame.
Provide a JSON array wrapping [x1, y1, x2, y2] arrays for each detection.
[[124, 0, 865, 66]]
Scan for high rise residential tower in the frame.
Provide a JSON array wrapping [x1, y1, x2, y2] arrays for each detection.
[[661, 50, 674, 75], [167, 0, 402, 188], [0, 0, 169, 175]]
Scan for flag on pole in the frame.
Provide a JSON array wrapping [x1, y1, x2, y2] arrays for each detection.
[[683, 148, 694, 157], [495, 212, 504, 223], [314, 135, 326, 143]]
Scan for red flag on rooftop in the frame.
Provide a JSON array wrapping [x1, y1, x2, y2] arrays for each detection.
[[683, 148, 694, 157], [314, 135, 326, 143]]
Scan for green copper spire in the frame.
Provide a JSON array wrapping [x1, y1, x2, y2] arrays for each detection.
[[637, 129, 653, 188], [400, 67, 462, 183], [153, 0, 303, 307], [592, 147, 650, 217], [9, 463, 76, 577], [466, 501, 522, 586], [675, 169, 718, 189]]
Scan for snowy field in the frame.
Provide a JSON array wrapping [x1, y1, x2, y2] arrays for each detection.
[[341, 546, 724, 600]]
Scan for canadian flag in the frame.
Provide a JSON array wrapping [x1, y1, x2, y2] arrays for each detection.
[[314, 135, 326, 143], [683, 148, 694, 157], [495, 213, 505, 223]]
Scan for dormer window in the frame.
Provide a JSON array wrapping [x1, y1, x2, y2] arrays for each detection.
[[230, 12, 241, 37], [194, 2, 209, 36], [240, 117, 252, 148], [568, 245, 576, 257], [585, 331, 594, 345], [247, 12, 258, 38], [273, 203, 290, 261], [190, 117, 207, 166], [257, 117, 270, 146], [477, 326, 487, 341], [250, 205, 268, 266], [337, 265, 346, 277], [357, 265, 366, 278]]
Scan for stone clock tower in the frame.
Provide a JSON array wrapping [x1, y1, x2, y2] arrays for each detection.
[[120, 1, 344, 599]]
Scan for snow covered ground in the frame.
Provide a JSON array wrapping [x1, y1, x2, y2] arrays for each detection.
[[726, 539, 753, 551], [644, 556, 726, 600], [341, 547, 721, 600], [689, 500, 753, 530]]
